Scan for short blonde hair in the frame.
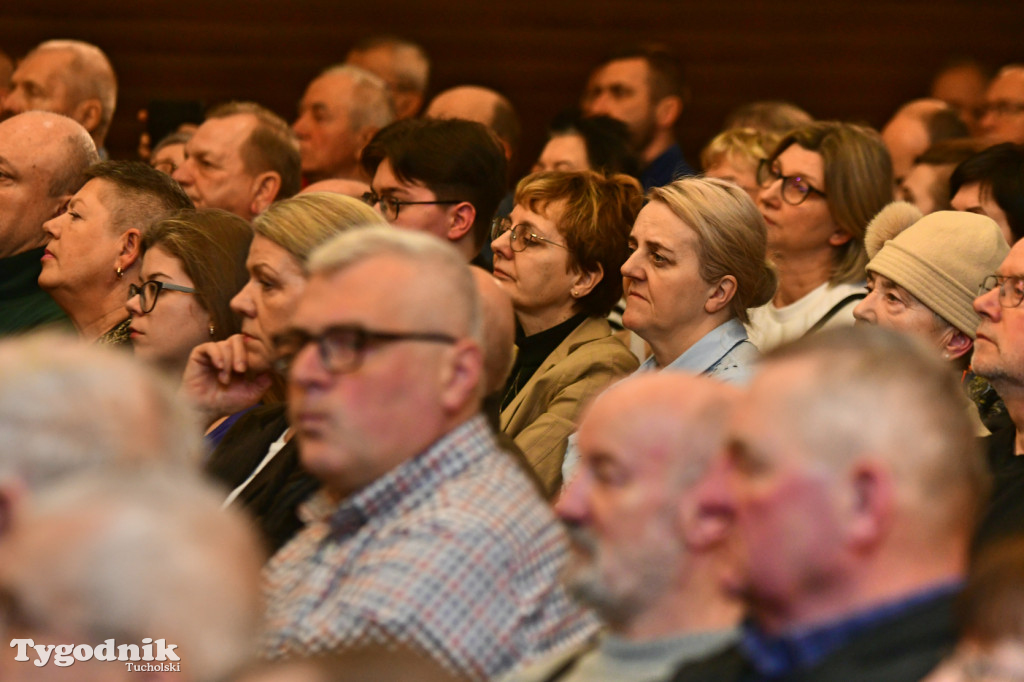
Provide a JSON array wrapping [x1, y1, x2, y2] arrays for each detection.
[[649, 178, 777, 324], [700, 127, 773, 173], [251, 192, 384, 265]]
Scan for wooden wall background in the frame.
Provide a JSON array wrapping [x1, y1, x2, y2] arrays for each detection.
[[2, 1, 1022, 178]]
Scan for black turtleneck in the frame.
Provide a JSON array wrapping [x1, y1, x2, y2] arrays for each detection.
[[500, 313, 587, 412]]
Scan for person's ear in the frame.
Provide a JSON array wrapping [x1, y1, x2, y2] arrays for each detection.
[[447, 202, 477, 243], [116, 228, 142, 272], [845, 459, 894, 551], [828, 228, 853, 247], [654, 95, 683, 129], [71, 98, 103, 136], [438, 339, 484, 413], [570, 264, 604, 300], [680, 456, 737, 551], [250, 172, 282, 216], [942, 329, 973, 362], [705, 275, 738, 315]]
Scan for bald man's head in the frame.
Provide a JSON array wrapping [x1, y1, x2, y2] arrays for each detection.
[[2, 40, 117, 148], [0, 111, 98, 257], [425, 85, 520, 161], [557, 373, 740, 632], [299, 177, 370, 199]]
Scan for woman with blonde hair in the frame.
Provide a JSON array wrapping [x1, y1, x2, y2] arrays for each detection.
[[622, 176, 777, 382], [701, 127, 779, 203], [184, 192, 385, 551], [746, 121, 892, 350]]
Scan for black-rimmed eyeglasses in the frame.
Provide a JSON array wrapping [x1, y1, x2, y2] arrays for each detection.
[[756, 159, 828, 206], [360, 191, 462, 222], [980, 275, 1024, 308], [490, 216, 568, 252], [272, 324, 459, 375], [128, 280, 198, 314]]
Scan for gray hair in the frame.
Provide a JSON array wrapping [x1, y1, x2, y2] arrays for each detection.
[[321, 64, 395, 132], [0, 333, 203, 490], [762, 325, 989, 539], [308, 226, 482, 344], [8, 469, 264, 682], [347, 34, 431, 95], [33, 39, 117, 143]]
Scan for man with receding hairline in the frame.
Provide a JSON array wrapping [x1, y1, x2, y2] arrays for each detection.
[[0, 111, 98, 335], [507, 373, 742, 682], [346, 35, 430, 121], [173, 101, 300, 220], [426, 85, 521, 165], [2, 39, 117, 153], [293, 65, 394, 185], [671, 326, 987, 682], [262, 227, 595, 679]]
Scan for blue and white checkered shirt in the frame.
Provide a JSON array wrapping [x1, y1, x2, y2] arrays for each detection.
[[261, 414, 598, 680]]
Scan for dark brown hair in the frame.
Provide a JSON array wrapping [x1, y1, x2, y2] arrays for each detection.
[[141, 208, 252, 340]]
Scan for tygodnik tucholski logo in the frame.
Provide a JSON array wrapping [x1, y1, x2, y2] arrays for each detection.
[[10, 637, 181, 671]]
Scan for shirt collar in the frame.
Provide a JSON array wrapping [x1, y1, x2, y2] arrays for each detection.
[[739, 581, 962, 677], [303, 415, 496, 539], [641, 319, 749, 374]]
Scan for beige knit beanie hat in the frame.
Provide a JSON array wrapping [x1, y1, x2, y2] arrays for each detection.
[[865, 202, 1010, 338]]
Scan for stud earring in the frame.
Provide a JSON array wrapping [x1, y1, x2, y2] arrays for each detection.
[[209, 322, 216, 337], [570, 289, 579, 298], [116, 267, 124, 278]]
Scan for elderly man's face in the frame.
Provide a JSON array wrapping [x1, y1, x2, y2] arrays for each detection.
[[285, 256, 466, 500], [172, 114, 261, 219], [0, 116, 68, 258], [1, 49, 79, 121], [555, 395, 688, 623], [293, 72, 363, 182], [974, 241, 1024, 386], [719, 360, 847, 631]]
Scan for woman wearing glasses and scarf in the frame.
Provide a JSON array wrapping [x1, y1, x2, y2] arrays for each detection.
[[126, 209, 252, 380], [490, 170, 641, 496], [746, 121, 893, 351]]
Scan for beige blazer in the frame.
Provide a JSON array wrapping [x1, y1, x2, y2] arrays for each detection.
[[500, 316, 639, 496]]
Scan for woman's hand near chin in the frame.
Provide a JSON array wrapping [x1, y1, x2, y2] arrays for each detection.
[[180, 334, 273, 426]]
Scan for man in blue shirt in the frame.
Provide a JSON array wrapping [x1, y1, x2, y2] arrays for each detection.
[[671, 326, 987, 682], [581, 44, 695, 190]]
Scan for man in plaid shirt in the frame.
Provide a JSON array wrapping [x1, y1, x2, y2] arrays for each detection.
[[261, 227, 597, 679]]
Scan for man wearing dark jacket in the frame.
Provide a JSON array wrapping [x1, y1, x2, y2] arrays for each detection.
[[671, 327, 988, 682]]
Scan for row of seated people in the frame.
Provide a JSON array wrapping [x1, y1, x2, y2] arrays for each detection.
[[3, 34, 1024, 682]]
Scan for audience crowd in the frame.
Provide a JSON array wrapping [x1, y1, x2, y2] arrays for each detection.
[[4, 34, 1024, 682]]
